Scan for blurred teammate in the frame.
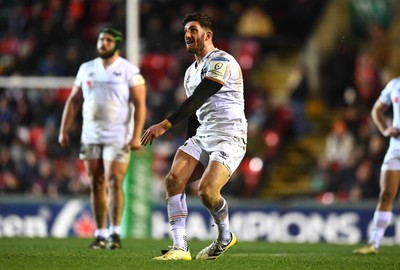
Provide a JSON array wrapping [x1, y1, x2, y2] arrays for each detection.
[[141, 11, 247, 260], [59, 27, 146, 249], [354, 78, 400, 255]]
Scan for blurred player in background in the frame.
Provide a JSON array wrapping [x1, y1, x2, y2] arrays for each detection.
[[59, 27, 146, 249], [141, 11, 247, 260], [354, 77, 400, 255]]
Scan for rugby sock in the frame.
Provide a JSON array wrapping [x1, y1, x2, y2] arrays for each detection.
[[209, 197, 231, 245], [369, 211, 392, 248], [167, 193, 188, 251], [109, 225, 121, 236], [95, 228, 109, 239]]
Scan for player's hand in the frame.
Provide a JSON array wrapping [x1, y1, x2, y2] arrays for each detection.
[[383, 126, 400, 138], [129, 137, 142, 151], [141, 123, 168, 145], [58, 132, 70, 147]]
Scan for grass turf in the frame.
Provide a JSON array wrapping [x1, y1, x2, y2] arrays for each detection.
[[1, 237, 399, 270]]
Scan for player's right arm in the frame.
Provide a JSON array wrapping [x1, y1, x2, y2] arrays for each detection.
[[371, 99, 400, 138], [140, 78, 222, 146], [58, 84, 83, 147]]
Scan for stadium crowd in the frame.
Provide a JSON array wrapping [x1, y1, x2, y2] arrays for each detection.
[[0, 0, 395, 202]]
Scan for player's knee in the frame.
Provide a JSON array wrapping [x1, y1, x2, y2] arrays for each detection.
[[108, 175, 123, 191], [165, 172, 185, 192], [90, 177, 106, 192], [197, 185, 215, 205]]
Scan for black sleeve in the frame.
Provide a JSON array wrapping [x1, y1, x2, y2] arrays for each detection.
[[186, 113, 200, 138], [167, 77, 223, 126]]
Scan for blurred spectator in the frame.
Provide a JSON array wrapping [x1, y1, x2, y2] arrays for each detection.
[[38, 47, 64, 76], [13, 95, 33, 127], [0, 171, 20, 194], [31, 158, 56, 197], [316, 119, 356, 193], [0, 146, 19, 194], [0, 146, 15, 173], [17, 149, 39, 193], [320, 39, 356, 108], [288, 63, 312, 140], [63, 42, 82, 76], [323, 119, 356, 168], [348, 158, 379, 201], [0, 97, 14, 124], [237, 5, 275, 39], [354, 49, 382, 107], [343, 105, 362, 141], [143, 16, 171, 53]]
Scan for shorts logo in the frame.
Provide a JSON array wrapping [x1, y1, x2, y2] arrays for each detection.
[[219, 151, 228, 160]]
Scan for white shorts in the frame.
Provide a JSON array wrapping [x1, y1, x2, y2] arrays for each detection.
[[79, 143, 131, 163], [381, 147, 400, 171], [178, 135, 247, 175]]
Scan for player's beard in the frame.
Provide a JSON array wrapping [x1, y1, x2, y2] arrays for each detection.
[[98, 48, 116, 59], [186, 34, 205, 55]]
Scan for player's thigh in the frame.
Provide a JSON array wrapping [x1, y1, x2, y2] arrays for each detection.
[[103, 160, 129, 182], [380, 170, 400, 194], [102, 145, 130, 181], [169, 149, 200, 184], [198, 160, 230, 193], [80, 144, 105, 179], [84, 159, 105, 180]]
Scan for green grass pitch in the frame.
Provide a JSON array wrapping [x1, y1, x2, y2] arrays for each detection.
[[1, 237, 399, 270]]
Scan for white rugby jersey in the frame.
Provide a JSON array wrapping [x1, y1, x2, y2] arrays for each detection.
[[75, 57, 145, 145], [183, 48, 248, 140], [379, 77, 400, 148]]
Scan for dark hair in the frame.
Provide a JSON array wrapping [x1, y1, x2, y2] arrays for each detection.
[[182, 11, 216, 35]]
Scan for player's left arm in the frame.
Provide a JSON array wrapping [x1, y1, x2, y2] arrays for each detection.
[[129, 82, 147, 150], [371, 99, 400, 138]]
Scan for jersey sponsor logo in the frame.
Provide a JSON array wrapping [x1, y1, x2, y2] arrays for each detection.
[[113, 72, 122, 76], [211, 56, 229, 62], [214, 62, 223, 70], [207, 60, 228, 82]]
